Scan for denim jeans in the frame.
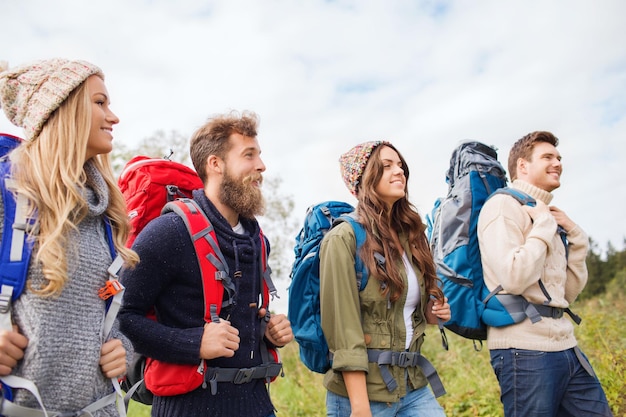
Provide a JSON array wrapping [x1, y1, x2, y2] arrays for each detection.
[[490, 347, 613, 417], [326, 386, 445, 417]]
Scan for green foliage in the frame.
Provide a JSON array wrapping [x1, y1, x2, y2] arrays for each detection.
[[580, 237, 626, 300], [127, 400, 150, 417], [270, 343, 326, 416], [257, 176, 300, 280], [573, 282, 625, 416], [421, 330, 502, 416], [127, 291, 623, 416]]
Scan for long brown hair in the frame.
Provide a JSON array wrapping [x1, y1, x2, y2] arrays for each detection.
[[356, 144, 443, 303]]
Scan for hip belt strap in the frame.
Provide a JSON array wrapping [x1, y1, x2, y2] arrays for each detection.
[[367, 350, 446, 397], [530, 303, 582, 324], [202, 363, 283, 395]]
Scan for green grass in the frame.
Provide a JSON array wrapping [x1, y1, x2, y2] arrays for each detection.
[[127, 293, 625, 417]]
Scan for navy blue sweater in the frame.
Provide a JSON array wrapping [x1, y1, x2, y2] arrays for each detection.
[[119, 190, 274, 417]]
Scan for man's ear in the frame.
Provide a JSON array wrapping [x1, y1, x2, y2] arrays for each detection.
[[516, 157, 527, 177], [206, 154, 223, 175]]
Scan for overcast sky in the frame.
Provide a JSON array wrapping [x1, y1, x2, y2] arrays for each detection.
[[2, 0, 625, 258]]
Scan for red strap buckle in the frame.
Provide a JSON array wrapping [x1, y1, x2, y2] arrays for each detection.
[[98, 280, 124, 300]]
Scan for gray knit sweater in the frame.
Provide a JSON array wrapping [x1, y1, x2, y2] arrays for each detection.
[[0, 160, 133, 416]]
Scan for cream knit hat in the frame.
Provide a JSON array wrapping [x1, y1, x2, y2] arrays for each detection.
[[0, 58, 102, 141]]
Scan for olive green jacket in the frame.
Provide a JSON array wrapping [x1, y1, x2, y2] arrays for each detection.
[[319, 221, 429, 402]]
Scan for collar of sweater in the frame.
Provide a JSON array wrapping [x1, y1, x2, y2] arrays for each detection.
[[82, 159, 109, 217], [512, 179, 553, 205]]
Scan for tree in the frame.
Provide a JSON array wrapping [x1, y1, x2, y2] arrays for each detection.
[[112, 129, 191, 175], [581, 237, 626, 300], [257, 176, 299, 280]]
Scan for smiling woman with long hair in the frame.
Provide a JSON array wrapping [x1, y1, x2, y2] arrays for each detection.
[[320, 141, 450, 417], [0, 58, 138, 416]]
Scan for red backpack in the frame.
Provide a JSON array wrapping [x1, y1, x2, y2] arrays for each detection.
[[118, 157, 281, 404], [118, 156, 204, 247]]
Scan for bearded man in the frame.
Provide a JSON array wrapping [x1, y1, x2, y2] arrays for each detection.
[[119, 111, 293, 417]]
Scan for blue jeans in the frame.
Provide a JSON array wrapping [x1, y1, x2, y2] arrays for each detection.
[[490, 347, 613, 417], [326, 386, 445, 417]]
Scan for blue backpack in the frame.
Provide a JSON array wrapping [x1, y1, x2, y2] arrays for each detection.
[[290, 201, 448, 398], [0, 133, 126, 415], [0, 134, 33, 318], [427, 141, 542, 342], [288, 201, 368, 374]]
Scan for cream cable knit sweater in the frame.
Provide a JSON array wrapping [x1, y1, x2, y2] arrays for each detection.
[[477, 180, 589, 352]]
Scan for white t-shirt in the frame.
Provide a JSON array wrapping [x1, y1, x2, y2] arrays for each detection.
[[402, 252, 420, 349], [232, 222, 245, 234]]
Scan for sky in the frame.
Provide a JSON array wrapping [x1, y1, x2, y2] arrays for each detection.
[[1, 1, 625, 279]]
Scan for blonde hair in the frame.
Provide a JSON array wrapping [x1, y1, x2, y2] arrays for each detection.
[[9, 76, 138, 297]]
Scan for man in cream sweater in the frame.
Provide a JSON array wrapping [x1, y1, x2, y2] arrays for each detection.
[[477, 131, 612, 417]]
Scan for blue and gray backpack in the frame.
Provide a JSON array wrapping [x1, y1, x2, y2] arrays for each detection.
[[427, 141, 581, 344]]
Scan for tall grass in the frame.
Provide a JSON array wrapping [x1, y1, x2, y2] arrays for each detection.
[[127, 293, 624, 416]]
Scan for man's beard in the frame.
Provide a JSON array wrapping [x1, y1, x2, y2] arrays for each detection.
[[219, 169, 265, 219]]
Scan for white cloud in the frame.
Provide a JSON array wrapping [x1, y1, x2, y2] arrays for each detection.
[[1, 0, 625, 265]]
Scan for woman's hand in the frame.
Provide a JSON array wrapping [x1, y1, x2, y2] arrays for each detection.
[[99, 338, 127, 379], [0, 325, 28, 375], [426, 297, 450, 324]]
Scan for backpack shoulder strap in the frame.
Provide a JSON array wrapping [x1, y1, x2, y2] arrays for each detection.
[[490, 187, 536, 207], [335, 213, 369, 291], [258, 229, 277, 312], [0, 160, 34, 331], [162, 198, 233, 323]]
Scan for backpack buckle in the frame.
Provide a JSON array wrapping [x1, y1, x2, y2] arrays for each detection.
[[233, 368, 255, 384], [394, 352, 419, 367], [98, 280, 124, 300], [550, 307, 564, 319], [0, 291, 11, 314]]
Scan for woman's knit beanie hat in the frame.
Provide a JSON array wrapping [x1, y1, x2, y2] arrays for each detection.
[[339, 140, 389, 197], [0, 58, 102, 141]]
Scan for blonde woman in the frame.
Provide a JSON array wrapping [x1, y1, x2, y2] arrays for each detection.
[[0, 59, 138, 416]]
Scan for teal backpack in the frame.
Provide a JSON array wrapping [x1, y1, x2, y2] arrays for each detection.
[[288, 201, 367, 374], [289, 201, 446, 397]]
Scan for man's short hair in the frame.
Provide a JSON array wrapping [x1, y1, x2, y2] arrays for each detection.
[[508, 131, 559, 181], [190, 110, 259, 183]]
